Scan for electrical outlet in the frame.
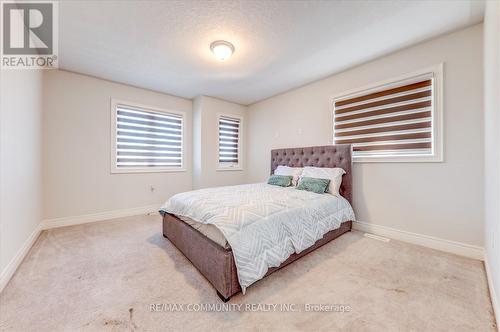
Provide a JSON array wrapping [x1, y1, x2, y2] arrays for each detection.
[[150, 185, 155, 193]]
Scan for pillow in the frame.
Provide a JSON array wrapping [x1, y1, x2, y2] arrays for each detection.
[[296, 177, 330, 194], [274, 166, 303, 186], [300, 166, 345, 196], [267, 175, 293, 187]]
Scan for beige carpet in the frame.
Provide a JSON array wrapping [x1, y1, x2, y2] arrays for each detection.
[[0, 214, 496, 332]]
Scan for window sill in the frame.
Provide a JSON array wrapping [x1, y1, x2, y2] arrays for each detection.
[[216, 167, 244, 172], [111, 168, 187, 174], [353, 155, 443, 163]]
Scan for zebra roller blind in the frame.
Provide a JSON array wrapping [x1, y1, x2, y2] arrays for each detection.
[[115, 104, 183, 169], [218, 116, 240, 167], [334, 74, 435, 159]]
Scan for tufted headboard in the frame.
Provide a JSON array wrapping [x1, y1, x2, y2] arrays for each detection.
[[270, 144, 353, 205]]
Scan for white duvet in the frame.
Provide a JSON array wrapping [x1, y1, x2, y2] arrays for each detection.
[[160, 183, 355, 293]]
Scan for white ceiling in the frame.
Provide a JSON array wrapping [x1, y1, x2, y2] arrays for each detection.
[[59, 0, 484, 105]]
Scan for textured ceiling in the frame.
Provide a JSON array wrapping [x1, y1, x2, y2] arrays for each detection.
[[59, 0, 484, 105]]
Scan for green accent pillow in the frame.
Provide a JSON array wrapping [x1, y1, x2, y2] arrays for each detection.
[[267, 175, 293, 187], [296, 177, 331, 194]]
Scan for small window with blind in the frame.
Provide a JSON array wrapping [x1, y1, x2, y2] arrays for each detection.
[[333, 65, 443, 162], [110, 99, 184, 173], [218, 115, 242, 169]]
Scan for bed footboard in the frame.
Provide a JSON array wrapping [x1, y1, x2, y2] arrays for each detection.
[[162, 213, 240, 299], [163, 213, 352, 300]]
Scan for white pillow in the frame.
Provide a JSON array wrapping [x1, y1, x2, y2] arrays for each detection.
[[299, 166, 346, 196], [274, 166, 303, 186]]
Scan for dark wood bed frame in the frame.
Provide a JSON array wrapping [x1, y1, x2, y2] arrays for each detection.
[[162, 144, 353, 302]]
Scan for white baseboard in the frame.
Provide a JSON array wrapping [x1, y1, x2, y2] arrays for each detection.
[[485, 257, 500, 331], [353, 221, 484, 260], [41, 204, 160, 230], [0, 224, 42, 292], [1, 204, 160, 294]]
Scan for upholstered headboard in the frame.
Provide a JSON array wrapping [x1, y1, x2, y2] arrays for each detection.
[[270, 144, 352, 205]]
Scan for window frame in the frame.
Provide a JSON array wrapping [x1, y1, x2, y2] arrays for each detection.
[[216, 113, 243, 171], [332, 63, 444, 163], [110, 98, 186, 174]]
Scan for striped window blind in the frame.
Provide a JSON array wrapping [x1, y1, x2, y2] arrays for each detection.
[[218, 116, 240, 167], [115, 104, 183, 169], [333, 74, 434, 159]]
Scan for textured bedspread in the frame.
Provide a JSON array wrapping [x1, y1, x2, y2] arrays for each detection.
[[160, 183, 355, 292]]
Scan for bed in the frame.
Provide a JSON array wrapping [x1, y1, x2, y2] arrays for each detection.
[[160, 144, 354, 302]]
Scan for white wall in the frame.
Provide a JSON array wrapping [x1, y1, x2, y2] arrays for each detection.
[[42, 70, 193, 220], [0, 70, 43, 278], [247, 24, 484, 247], [193, 96, 203, 189], [483, 0, 500, 321], [192, 96, 247, 189]]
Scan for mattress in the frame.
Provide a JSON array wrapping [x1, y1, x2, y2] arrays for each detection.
[[161, 183, 355, 292], [176, 214, 229, 249]]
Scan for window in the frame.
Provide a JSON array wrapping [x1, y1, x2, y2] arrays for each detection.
[[110, 99, 184, 173], [333, 65, 443, 162], [218, 115, 241, 169]]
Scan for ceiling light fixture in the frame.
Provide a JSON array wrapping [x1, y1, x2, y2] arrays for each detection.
[[210, 40, 235, 61]]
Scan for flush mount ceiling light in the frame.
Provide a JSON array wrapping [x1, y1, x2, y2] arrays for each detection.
[[210, 40, 235, 61]]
